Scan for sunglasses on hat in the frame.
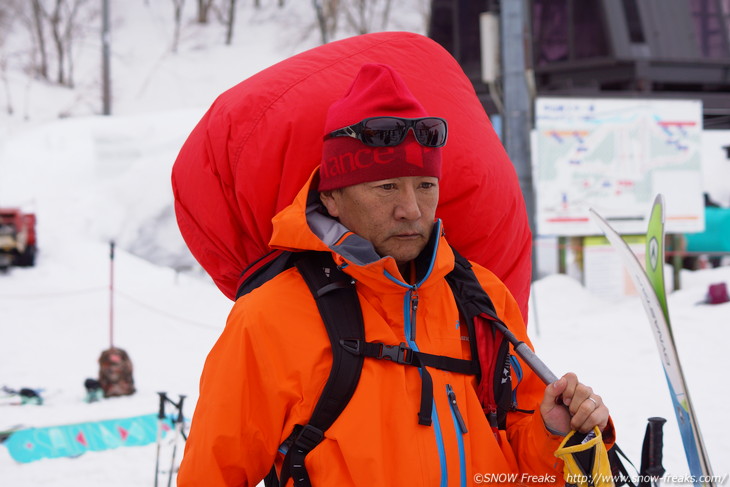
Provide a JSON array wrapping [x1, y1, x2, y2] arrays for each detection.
[[324, 116, 448, 148]]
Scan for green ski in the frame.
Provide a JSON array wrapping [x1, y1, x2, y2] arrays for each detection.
[[590, 195, 714, 487]]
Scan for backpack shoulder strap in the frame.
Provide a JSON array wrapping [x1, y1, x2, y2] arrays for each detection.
[[236, 249, 300, 299], [274, 251, 365, 487], [446, 249, 501, 323], [446, 248, 516, 430]]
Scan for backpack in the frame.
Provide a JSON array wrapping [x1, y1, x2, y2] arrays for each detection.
[[98, 347, 136, 398], [236, 249, 517, 487], [707, 282, 729, 305]]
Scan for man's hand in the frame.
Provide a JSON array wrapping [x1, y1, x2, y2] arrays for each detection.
[[540, 372, 609, 435]]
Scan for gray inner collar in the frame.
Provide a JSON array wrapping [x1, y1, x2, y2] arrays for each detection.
[[306, 202, 383, 266]]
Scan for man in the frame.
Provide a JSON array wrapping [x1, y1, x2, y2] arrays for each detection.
[[177, 64, 612, 486]]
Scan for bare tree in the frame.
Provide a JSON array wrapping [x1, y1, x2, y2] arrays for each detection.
[[311, 0, 399, 44], [0, 57, 12, 115], [252, 0, 286, 9], [171, 0, 185, 53], [0, 4, 18, 114], [225, 0, 238, 45], [48, 0, 68, 85], [312, 0, 339, 44], [341, 0, 392, 35], [26, 0, 93, 88], [30, 0, 50, 80], [196, 0, 215, 23], [313, 0, 327, 43], [60, 0, 88, 88]]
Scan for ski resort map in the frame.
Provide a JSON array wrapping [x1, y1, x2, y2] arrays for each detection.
[[533, 97, 705, 236]]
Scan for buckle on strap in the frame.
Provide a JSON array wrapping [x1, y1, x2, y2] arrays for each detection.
[[340, 339, 415, 365], [379, 342, 414, 365], [293, 424, 325, 452], [339, 339, 362, 355]]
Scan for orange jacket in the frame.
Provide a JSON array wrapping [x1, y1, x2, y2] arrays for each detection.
[[177, 173, 566, 487]]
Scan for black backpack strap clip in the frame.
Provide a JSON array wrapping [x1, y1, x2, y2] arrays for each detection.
[[338, 338, 432, 425], [342, 339, 478, 375], [339, 337, 479, 426], [341, 340, 414, 365], [340, 339, 432, 426], [294, 424, 325, 451]]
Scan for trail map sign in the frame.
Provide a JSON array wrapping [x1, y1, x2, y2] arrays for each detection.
[[533, 97, 705, 236]]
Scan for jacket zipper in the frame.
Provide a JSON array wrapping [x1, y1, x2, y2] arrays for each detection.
[[447, 384, 467, 487], [409, 290, 419, 341], [403, 287, 448, 486], [446, 384, 468, 433], [393, 225, 453, 486]]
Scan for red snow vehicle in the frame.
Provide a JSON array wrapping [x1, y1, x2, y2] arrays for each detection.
[[0, 208, 37, 270]]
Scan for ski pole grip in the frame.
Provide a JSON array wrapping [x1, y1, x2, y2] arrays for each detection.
[[646, 417, 667, 477], [157, 392, 167, 419], [176, 395, 187, 423], [513, 342, 559, 385]]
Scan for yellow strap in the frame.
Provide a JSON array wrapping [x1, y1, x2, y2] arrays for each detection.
[[554, 426, 615, 487]]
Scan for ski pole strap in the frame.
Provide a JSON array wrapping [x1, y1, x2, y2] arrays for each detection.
[[554, 426, 615, 487], [608, 443, 638, 487]]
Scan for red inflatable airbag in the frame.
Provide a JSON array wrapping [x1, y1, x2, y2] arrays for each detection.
[[172, 32, 532, 320]]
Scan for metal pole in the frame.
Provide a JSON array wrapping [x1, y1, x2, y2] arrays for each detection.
[[109, 240, 115, 348], [167, 395, 187, 487], [500, 0, 536, 255], [154, 392, 168, 487], [101, 0, 111, 115]]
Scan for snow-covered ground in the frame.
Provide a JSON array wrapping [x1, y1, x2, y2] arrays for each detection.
[[1, 1, 728, 486]]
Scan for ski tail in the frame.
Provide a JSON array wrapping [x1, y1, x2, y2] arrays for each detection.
[[589, 195, 714, 487], [642, 195, 714, 485]]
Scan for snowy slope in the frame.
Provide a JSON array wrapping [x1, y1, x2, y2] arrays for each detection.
[[1, 1, 728, 486]]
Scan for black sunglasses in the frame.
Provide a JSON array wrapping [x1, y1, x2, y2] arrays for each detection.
[[324, 116, 448, 148]]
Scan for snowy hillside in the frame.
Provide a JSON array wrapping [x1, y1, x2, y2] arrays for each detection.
[[1, 1, 728, 486]]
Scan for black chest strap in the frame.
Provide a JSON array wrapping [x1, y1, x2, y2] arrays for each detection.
[[340, 338, 479, 426]]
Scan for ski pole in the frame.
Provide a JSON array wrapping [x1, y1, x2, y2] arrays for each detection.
[[489, 320, 558, 385], [154, 392, 167, 487], [489, 320, 620, 487], [639, 417, 667, 487], [167, 395, 186, 487], [488, 320, 600, 430]]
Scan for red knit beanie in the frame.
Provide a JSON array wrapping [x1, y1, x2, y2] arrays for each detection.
[[318, 64, 443, 191]]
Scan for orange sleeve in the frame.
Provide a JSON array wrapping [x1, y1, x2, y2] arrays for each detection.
[[177, 300, 284, 487], [178, 270, 333, 487]]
